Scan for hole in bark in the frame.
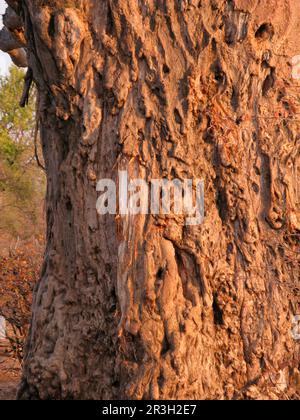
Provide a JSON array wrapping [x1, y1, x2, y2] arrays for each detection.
[[211, 37, 217, 53], [179, 323, 186, 333], [213, 294, 224, 326], [254, 165, 260, 176], [106, 4, 115, 35], [262, 69, 276, 96], [216, 187, 229, 222], [65, 198, 72, 211], [157, 370, 165, 388], [255, 23, 274, 41], [161, 335, 171, 356], [155, 267, 165, 293], [260, 357, 266, 370], [201, 27, 210, 49], [112, 379, 120, 388], [211, 61, 227, 90], [163, 64, 170, 74], [231, 86, 239, 111], [157, 267, 165, 279], [48, 14, 55, 38], [174, 108, 183, 125]]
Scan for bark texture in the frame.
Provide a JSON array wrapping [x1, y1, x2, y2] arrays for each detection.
[[0, 3, 27, 67], [6, 0, 300, 399]]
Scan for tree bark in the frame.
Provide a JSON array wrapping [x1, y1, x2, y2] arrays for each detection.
[[8, 0, 300, 399], [0, 4, 27, 67]]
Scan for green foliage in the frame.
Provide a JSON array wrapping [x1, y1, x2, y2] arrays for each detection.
[[0, 66, 35, 138], [0, 66, 45, 240], [0, 135, 21, 165]]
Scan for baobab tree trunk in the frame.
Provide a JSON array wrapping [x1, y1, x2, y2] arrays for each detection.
[[3, 0, 300, 399]]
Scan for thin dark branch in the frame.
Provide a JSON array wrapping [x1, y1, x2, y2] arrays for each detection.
[[19, 67, 33, 108], [32, 91, 46, 172]]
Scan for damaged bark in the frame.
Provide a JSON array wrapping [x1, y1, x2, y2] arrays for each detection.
[[1, 0, 300, 400]]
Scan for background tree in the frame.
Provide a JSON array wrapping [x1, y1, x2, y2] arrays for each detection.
[[0, 66, 45, 243], [0, 249, 41, 363], [0, 65, 44, 369], [0, 0, 300, 400]]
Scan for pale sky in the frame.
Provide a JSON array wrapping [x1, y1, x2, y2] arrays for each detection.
[[0, 0, 12, 76]]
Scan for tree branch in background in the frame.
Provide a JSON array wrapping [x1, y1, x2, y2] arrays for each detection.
[[34, 118, 45, 172]]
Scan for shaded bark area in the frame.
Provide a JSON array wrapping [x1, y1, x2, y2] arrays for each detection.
[[0, 3, 27, 67], [13, 0, 300, 399]]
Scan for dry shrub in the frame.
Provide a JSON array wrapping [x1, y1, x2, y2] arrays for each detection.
[[0, 241, 43, 363]]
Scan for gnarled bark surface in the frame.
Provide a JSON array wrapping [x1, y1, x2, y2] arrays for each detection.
[[2, 0, 300, 399]]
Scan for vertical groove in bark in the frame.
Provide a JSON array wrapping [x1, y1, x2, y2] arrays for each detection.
[[13, 0, 300, 399]]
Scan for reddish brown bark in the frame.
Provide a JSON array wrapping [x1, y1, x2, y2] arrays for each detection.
[[2, 0, 300, 399]]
